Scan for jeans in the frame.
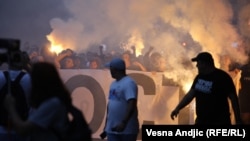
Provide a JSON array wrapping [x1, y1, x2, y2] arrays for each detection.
[[107, 133, 137, 141]]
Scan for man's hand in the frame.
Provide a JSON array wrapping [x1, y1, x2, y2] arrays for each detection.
[[170, 109, 179, 120], [99, 131, 107, 139], [111, 122, 126, 132]]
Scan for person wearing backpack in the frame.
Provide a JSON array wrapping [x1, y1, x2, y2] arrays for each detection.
[[3, 62, 91, 141], [0, 49, 31, 141]]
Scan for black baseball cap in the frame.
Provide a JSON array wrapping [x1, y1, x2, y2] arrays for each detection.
[[191, 52, 214, 65]]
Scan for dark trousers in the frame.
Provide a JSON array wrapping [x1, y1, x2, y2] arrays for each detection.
[[107, 133, 137, 141], [195, 118, 231, 125]]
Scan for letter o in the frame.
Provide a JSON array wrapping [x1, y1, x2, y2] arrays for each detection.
[[65, 75, 106, 133]]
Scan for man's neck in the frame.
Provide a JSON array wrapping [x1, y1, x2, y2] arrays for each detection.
[[203, 66, 216, 75], [116, 74, 127, 81]]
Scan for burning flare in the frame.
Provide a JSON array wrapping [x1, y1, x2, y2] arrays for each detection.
[[46, 35, 64, 55]]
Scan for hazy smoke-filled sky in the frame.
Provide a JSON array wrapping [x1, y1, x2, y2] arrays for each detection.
[[1, 0, 249, 56], [1, 0, 250, 86], [0, 0, 70, 46]]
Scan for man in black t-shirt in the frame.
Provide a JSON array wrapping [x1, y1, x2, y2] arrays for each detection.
[[170, 52, 242, 125]]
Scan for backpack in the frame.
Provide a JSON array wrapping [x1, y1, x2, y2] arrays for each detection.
[[53, 105, 92, 141], [0, 71, 29, 127]]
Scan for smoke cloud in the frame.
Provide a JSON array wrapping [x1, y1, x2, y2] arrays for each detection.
[[1, 0, 250, 88], [46, 0, 249, 87]]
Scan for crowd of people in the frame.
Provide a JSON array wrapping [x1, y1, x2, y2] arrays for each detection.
[[0, 41, 250, 141], [0, 47, 92, 141], [17, 44, 168, 72]]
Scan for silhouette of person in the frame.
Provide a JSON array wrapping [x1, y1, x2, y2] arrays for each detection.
[[103, 58, 139, 141], [88, 57, 102, 69], [122, 51, 146, 71], [54, 49, 75, 69], [0, 49, 31, 141], [238, 58, 250, 124], [170, 52, 242, 125], [4, 62, 73, 141]]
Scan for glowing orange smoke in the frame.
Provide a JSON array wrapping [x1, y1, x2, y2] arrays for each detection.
[[182, 82, 192, 93], [121, 30, 144, 57], [46, 35, 64, 55]]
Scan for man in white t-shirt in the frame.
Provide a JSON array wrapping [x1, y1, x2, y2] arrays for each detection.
[[103, 58, 139, 141]]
